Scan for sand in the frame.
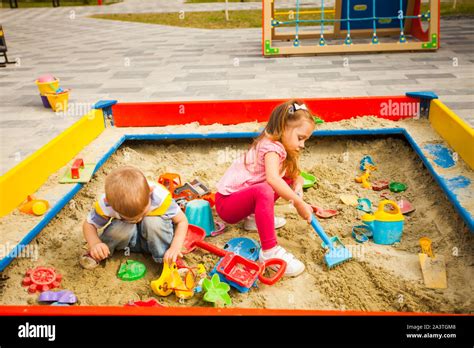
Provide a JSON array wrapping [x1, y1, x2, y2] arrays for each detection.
[[0, 117, 473, 313]]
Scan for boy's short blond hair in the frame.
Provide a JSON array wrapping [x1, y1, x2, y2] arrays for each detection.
[[105, 166, 150, 219]]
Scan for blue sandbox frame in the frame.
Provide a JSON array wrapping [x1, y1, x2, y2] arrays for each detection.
[[1, 128, 473, 272]]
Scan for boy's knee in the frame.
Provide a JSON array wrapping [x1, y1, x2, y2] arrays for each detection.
[[140, 217, 173, 239], [102, 220, 136, 241], [141, 216, 169, 231]]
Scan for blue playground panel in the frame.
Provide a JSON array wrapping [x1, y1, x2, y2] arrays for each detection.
[[340, 0, 409, 30]]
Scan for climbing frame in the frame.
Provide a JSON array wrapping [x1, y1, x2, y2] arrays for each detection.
[[262, 0, 440, 57]]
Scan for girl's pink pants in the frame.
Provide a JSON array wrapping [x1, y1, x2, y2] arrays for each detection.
[[215, 178, 292, 251]]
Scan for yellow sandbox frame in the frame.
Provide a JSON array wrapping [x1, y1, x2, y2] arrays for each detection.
[[263, 0, 440, 57], [430, 99, 474, 170], [0, 109, 105, 217]]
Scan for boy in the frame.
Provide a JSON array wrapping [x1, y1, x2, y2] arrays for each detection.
[[80, 166, 188, 269]]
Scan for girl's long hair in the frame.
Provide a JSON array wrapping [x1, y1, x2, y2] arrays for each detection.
[[245, 99, 315, 179]]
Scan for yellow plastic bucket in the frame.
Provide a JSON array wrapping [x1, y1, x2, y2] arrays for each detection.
[[45, 90, 70, 112], [35, 79, 60, 95]]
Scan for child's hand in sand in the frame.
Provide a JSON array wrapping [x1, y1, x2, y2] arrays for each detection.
[[163, 245, 183, 264], [294, 200, 313, 223], [90, 242, 110, 261]]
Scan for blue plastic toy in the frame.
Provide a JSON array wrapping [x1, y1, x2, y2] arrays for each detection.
[[356, 198, 372, 213], [311, 215, 352, 268], [185, 199, 216, 236], [361, 200, 405, 245], [360, 155, 376, 171], [352, 225, 371, 243]]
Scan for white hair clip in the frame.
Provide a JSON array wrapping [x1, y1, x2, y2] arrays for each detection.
[[293, 103, 308, 112]]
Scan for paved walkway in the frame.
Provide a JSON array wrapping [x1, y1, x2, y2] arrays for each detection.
[[0, 1, 473, 175]]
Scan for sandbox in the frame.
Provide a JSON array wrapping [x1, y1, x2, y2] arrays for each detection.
[[0, 93, 472, 315]]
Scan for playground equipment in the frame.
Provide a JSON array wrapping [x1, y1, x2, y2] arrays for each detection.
[[310, 214, 352, 268], [418, 236, 447, 289], [0, 92, 472, 316], [59, 158, 95, 183], [262, 0, 440, 57], [361, 200, 405, 245], [0, 25, 15, 68]]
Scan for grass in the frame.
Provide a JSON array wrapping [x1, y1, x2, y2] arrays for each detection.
[[9, 0, 121, 8], [436, 1, 474, 17], [186, 0, 258, 3], [92, 10, 264, 29], [91, 8, 334, 29], [90, 2, 474, 30]]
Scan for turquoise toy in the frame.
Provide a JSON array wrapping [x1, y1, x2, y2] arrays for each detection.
[[361, 200, 405, 245], [356, 198, 372, 213], [185, 199, 217, 237]]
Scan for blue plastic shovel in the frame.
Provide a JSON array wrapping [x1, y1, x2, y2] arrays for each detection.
[[310, 214, 352, 268]]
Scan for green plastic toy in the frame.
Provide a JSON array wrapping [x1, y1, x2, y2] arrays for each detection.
[[389, 182, 407, 193], [301, 171, 317, 189], [202, 274, 232, 307], [313, 116, 324, 124], [117, 260, 146, 281]]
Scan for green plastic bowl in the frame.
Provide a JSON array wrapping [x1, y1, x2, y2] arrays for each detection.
[[301, 171, 317, 189], [389, 182, 407, 193]]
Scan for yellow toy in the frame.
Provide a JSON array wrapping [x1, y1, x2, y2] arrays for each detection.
[[150, 262, 197, 301], [355, 169, 373, 189], [355, 156, 377, 189], [19, 195, 49, 216]]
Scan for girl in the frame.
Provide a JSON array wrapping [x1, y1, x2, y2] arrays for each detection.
[[215, 100, 315, 277]]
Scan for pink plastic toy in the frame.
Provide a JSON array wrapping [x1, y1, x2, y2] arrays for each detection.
[[37, 74, 56, 83]]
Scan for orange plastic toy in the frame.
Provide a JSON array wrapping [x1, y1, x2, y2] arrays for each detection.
[[158, 173, 182, 194], [19, 195, 49, 216]]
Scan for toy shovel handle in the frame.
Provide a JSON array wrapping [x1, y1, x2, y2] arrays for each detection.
[[258, 258, 286, 285], [195, 240, 227, 258], [310, 214, 334, 250]]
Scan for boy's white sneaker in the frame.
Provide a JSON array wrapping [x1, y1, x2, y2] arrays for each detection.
[[259, 245, 305, 277], [243, 214, 286, 231]]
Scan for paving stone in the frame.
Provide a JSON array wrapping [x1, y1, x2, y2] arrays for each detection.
[[405, 73, 457, 79], [0, 7, 472, 174]]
